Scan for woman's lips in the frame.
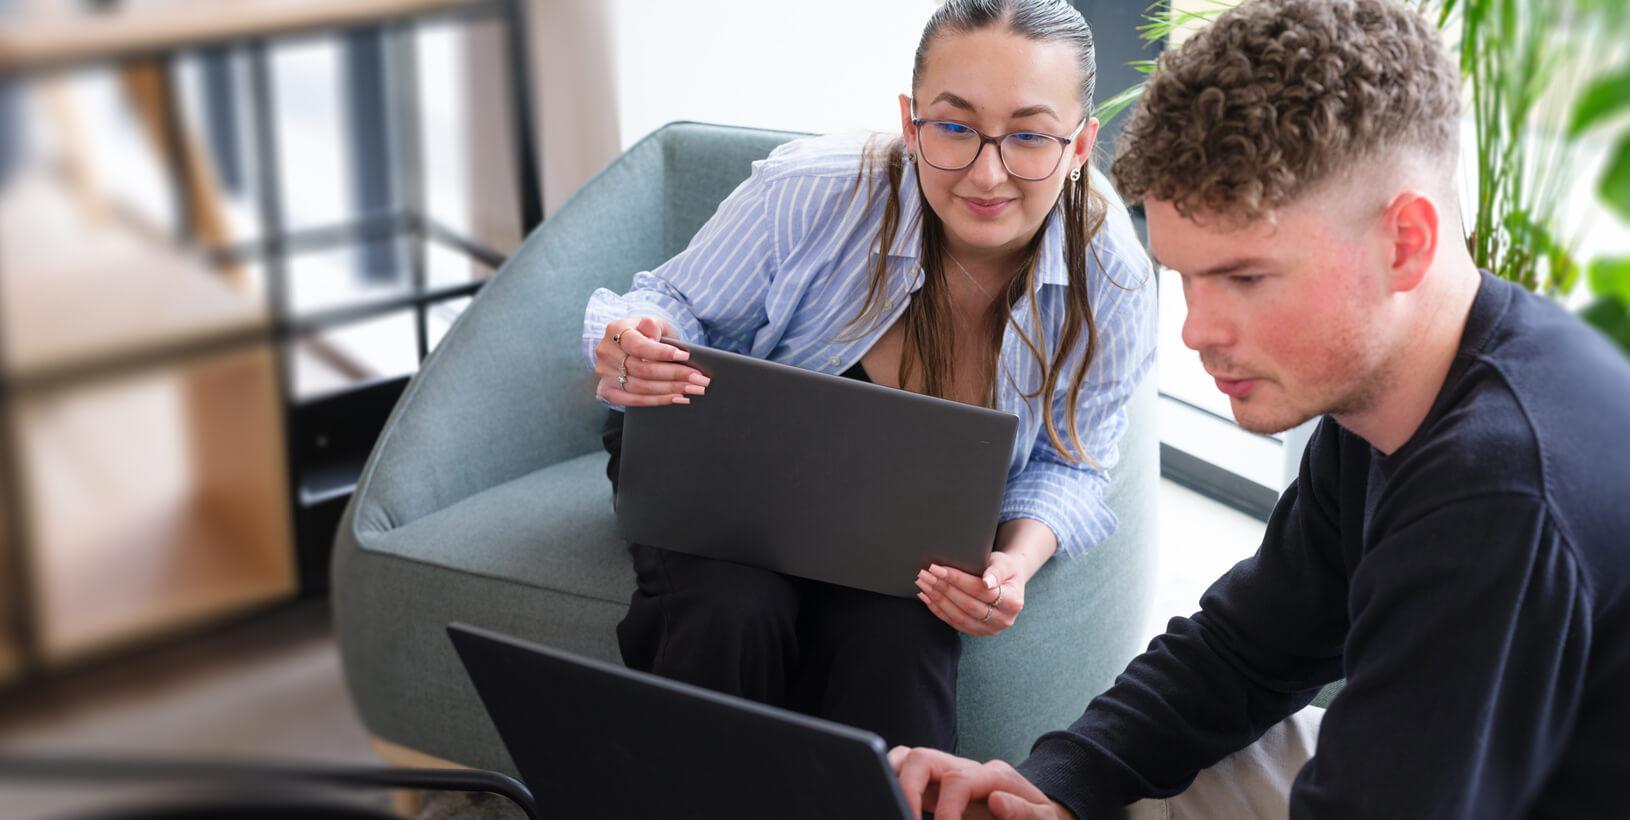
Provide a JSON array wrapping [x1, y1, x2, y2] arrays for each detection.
[[1213, 376, 1261, 398], [960, 196, 1012, 218]]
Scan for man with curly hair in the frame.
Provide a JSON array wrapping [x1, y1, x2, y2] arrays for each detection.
[[891, 0, 1630, 817]]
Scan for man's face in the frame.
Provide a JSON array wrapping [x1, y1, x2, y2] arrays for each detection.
[[1145, 195, 1396, 436]]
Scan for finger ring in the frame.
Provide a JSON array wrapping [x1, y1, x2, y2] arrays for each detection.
[[981, 604, 993, 623], [991, 586, 1004, 608], [618, 374, 627, 387], [620, 352, 630, 372], [613, 329, 627, 348]]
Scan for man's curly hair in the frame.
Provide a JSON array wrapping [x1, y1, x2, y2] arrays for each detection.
[[1111, 0, 1459, 223]]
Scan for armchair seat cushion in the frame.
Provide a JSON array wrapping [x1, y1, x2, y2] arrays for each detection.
[[367, 452, 630, 603]]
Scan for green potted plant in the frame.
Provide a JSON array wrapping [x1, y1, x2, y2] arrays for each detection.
[[1099, 0, 1630, 355]]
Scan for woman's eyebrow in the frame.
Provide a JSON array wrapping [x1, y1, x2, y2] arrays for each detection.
[[925, 94, 1060, 123]]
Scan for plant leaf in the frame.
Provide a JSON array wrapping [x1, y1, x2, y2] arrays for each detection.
[[1567, 62, 1630, 138], [1589, 256, 1630, 304], [1579, 296, 1630, 359], [1599, 132, 1630, 224], [1095, 84, 1146, 126]]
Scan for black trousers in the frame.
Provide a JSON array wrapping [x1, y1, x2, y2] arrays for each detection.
[[603, 411, 961, 751]]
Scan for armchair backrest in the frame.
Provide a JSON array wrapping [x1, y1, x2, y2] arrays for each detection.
[[353, 122, 803, 532]]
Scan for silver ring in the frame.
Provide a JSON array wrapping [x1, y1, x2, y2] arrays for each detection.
[[981, 604, 993, 623], [618, 374, 627, 387]]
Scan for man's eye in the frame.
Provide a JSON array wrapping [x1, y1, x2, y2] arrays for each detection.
[[1231, 275, 1262, 286]]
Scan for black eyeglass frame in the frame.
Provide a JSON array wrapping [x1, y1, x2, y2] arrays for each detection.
[[909, 116, 1088, 181]]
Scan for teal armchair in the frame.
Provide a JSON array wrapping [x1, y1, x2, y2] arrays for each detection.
[[330, 121, 1160, 772]]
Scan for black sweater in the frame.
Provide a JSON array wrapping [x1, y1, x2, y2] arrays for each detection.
[[1017, 273, 1630, 818]]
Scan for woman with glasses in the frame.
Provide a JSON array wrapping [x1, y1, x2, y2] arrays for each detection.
[[582, 0, 1154, 751]]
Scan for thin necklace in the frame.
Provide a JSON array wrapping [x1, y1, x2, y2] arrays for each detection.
[[945, 250, 996, 298]]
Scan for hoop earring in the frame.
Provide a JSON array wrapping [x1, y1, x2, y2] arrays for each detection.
[[1069, 166, 1082, 183]]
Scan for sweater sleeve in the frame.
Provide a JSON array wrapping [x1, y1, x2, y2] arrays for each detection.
[[1015, 423, 1352, 817], [1016, 426, 1590, 819]]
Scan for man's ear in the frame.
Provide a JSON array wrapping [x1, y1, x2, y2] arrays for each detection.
[[1384, 191, 1439, 292]]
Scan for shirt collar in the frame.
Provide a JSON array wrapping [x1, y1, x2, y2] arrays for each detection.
[[885, 160, 1070, 289]]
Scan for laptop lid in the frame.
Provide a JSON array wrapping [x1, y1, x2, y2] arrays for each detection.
[[447, 622, 914, 820], [616, 338, 1018, 597]]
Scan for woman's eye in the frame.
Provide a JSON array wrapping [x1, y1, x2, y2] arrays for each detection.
[[1009, 132, 1048, 145], [935, 122, 974, 137], [1231, 275, 1262, 287]]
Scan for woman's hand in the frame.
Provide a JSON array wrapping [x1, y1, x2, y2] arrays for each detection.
[[595, 316, 710, 406], [915, 552, 1026, 637], [915, 518, 1058, 637]]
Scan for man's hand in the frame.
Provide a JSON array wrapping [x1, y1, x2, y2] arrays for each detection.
[[888, 746, 1075, 820]]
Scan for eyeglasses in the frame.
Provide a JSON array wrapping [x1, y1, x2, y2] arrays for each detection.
[[910, 117, 1086, 181]]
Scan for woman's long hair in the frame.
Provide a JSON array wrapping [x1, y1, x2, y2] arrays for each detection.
[[848, 0, 1111, 464]]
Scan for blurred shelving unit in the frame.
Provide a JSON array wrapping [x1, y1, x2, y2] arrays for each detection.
[[0, 169, 289, 667], [0, 0, 541, 679]]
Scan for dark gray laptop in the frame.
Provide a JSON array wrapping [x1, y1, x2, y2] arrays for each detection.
[[617, 338, 1018, 597], [447, 622, 915, 820]]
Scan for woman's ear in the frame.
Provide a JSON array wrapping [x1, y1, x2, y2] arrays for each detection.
[[1072, 117, 1100, 175], [899, 94, 916, 146]]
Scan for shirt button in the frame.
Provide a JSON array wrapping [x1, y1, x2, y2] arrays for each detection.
[[829, 356, 841, 366]]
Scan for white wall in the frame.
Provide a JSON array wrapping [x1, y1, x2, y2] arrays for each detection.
[[611, 0, 938, 148]]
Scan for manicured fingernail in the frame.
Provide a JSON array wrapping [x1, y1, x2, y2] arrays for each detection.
[[917, 569, 935, 584], [672, 396, 690, 405], [684, 384, 705, 395], [929, 565, 949, 578], [983, 574, 998, 589], [691, 374, 712, 387], [917, 592, 931, 605], [673, 349, 690, 361]]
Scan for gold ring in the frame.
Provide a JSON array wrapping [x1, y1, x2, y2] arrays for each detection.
[[991, 585, 1004, 608], [618, 374, 628, 387], [620, 352, 630, 373], [981, 604, 993, 623], [613, 329, 626, 346]]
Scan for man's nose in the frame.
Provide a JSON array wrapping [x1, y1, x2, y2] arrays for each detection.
[[1180, 283, 1232, 352]]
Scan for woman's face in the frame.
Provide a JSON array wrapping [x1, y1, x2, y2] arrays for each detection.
[[901, 27, 1098, 264]]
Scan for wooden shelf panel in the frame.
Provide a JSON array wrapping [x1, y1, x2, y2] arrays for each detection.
[[0, 0, 479, 73], [34, 499, 295, 666], [0, 171, 269, 382], [13, 346, 295, 667]]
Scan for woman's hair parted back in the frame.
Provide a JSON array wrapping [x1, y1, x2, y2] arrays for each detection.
[[913, 0, 1098, 118], [851, 0, 1112, 464], [1111, 0, 1460, 224]]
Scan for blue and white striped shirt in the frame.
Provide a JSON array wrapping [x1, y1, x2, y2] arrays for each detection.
[[583, 132, 1156, 557]]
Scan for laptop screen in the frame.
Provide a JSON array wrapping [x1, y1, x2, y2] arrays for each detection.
[[447, 622, 914, 820]]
